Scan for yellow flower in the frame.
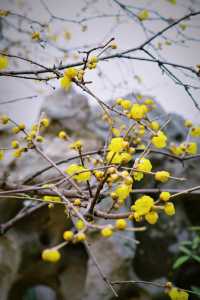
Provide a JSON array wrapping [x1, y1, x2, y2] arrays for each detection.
[[1, 115, 9, 124], [0, 55, 9, 70], [132, 195, 154, 216], [60, 76, 72, 90], [64, 67, 78, 79], [66, 164, 91, 182], [130, 104, 147, 120], [164, 202, 175, 216], [32, 31, 41, 41], [0, 150, 4, 160], [144, 99, 154, 105], [170, 144, 184, 156], [58, 130, 68, 140], [120, 152, 132, 163], [12, 148, 24, 158], [150, 121, 160, 131], [41, 118, 49, 128], [184, 120, 192, 128], [186, 142, 197, 155], [160, 191, 171, 201], [190, 127, 200, 137], [11, 140, 20, 149], [168, 287, 188, 300], [120, 99, 132, 110], [75, 219, 85, 230], [69, 140, 83, 150], [106, 151, 132, 164], [115, 184, 132, 203], [112, 127, 121, 137], [115, 219, 127, 230], [110, 42, 117, 49], [0, 9, 10, 16], [151, 131, 167, 148], [42, 249, 61, 263], [43, 195, 61, 203], [77, 69, 84, 81], [155, 171, 170, 183], [63, 230, 74, 241], [76, 232, 86, 242], [134, 158, 152, 181], [138, 9, 149, 21], [74, 198, 81, 206], [101, 227, 113, 238], [108, 137, 128, 152], [89, 56, 98, 64], [36, 136, 44, 143], [145, 211, 158, 224]]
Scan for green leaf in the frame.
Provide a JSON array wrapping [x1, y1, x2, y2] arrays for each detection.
[[191, 286, 200, 298], [192, 236, 200, 250], [181, 241, 192, 246], [179, 246, 191, 255], [192, 255, 200, 263], [173, 255, 189, 269]]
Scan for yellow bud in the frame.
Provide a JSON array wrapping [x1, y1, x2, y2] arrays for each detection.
[[101, 227, 113, 238], [42, 249, 61, 263], [11, 140, 20, 149], [1, 115, 9, 124], [115, 219, 127, 230], [63, 230, 74, 241], [75, 232, 86, 242]]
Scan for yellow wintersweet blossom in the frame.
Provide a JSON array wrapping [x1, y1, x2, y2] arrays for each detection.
[[0, 9, 10, 16], [0, 55, 9, 70], [134, 158, 152, 181], [75, 219, 85, 230], [168, 287, 188, 300], [151, 131, 167, 149], [60, 75, 72, 90], [150, 121, 160, 131], [155, 171, 170, 183], [170, 144, 184, 156], [108, 137, 128, 152], [164, 203, 175, 216], [160, 191, 171, 201], [66, 164, 91, 182], [116, 98, 132, 110], [106, 151, 132, 164], [111, 128, 121, 137], [185, 142, 197, 155], [64, 67, 78, 79], [131, 195, 154, 217], [115, 219, 127, 230], [115, 184, 132, 203], [42, 249, 61, 263], [130, 103, 148, 120], [69, 140, 83, 150], [145, 211, 158, 224], [101, 226, 113, 238], [0, 150, 4, 160], [138, 9, 149, 21], [32, 31, 41, 41], [190, 126, 200, 137]]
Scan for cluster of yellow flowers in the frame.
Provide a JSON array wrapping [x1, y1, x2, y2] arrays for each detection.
[[0, 116, 49, 158]]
